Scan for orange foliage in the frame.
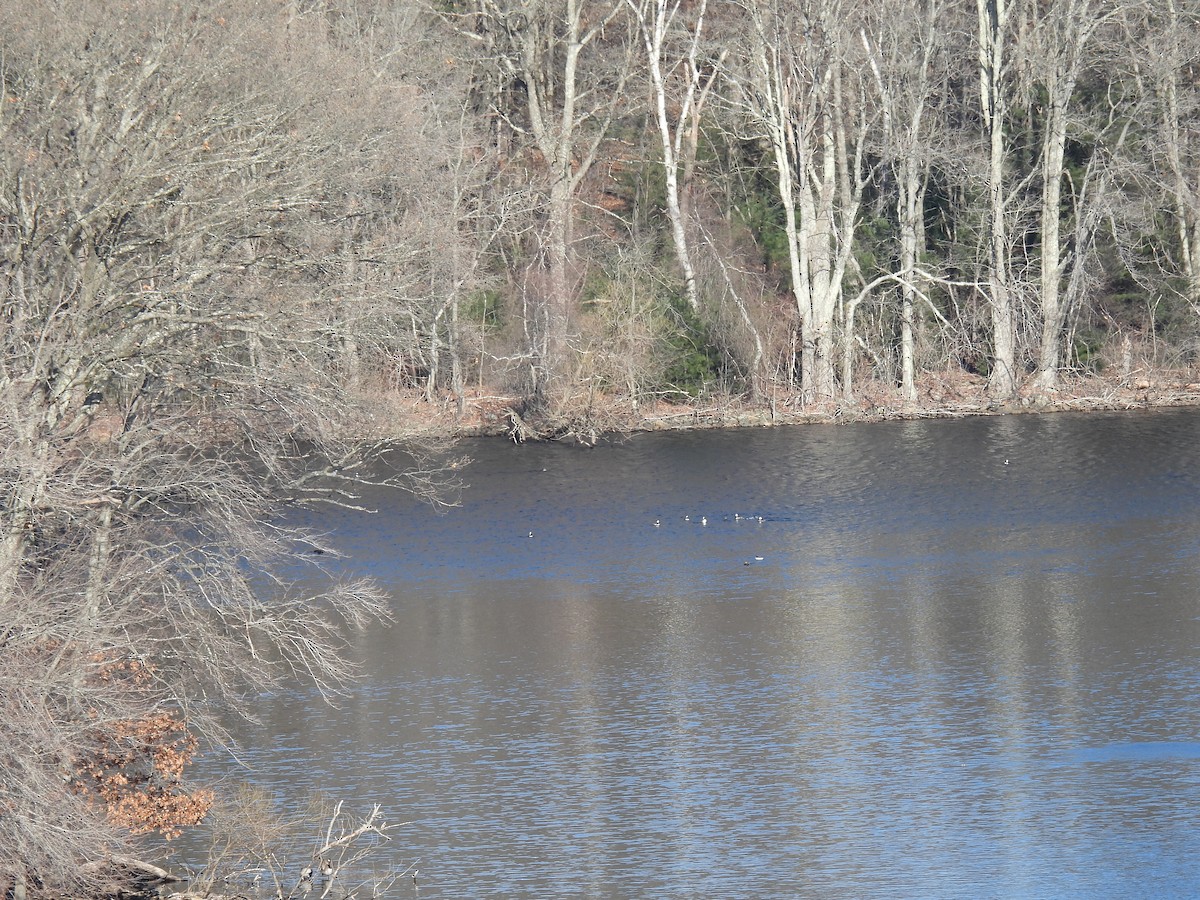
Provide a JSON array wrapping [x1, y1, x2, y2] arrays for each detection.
[[89, 651, 153, 685], [71, 711, 214, 839], [63, 652, 213, 839], [15, 640, 215, 839]]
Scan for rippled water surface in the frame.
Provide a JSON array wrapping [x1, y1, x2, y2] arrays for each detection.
[[189, 410, 1200, 898]]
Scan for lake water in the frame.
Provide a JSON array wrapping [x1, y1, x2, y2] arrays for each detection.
[[185, 409, 1200, 898]]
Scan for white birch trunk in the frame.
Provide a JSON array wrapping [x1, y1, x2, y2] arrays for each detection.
[[1034, 72, 1070, 389], [978, 0, 1016, 398], [628, 0, 707, 312], [899, 163, 922, 403]]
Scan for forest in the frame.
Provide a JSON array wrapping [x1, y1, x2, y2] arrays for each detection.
[[1, 0, 1199, 893]]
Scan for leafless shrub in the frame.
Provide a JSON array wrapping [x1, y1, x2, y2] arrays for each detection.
[[0, 0, 462, 890], [180, 788, 413, 900]]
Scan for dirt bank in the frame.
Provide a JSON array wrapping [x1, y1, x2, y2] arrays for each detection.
[[357, 369, 1200, 445]]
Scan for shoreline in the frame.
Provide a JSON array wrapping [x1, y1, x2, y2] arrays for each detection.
[[363, 369, 1200, 444]]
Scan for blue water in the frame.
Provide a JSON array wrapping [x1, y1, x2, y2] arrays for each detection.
[[182, 409, 1200, 898]]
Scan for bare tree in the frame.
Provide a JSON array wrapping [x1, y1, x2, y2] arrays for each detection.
[[1129, 0, 1200, 314], [860, 0, 950, 403], [725, 0, 874, 404], [625, 0, 723, 314], [315, 0, 509, 415], [975, 0, 1019, 398], [0, 0, 458, 890], [1022, 0, 1124, 388], [465, 0, 637, 413]]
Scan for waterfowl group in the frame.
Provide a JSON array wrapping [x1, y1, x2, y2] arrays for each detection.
[[672, 512, 765, 526]]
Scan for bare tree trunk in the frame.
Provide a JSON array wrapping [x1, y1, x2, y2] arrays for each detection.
[[898, 164, 924, 403], [741, 1, 862, 405], [426, 302, 443, 403], [82, 503, 114, 628], [340, 242, 362, 393], [748, 13, 813, 399], [538, 173, 574, 406], [978, 0, 1017, 398], [1032, 0, 1112, 389], [450, 291, 465, 417], [1034, 67, 1069, 389], [860, 1, 941, 403], [628, 0, 721, 314]]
